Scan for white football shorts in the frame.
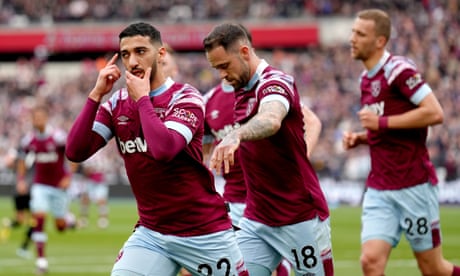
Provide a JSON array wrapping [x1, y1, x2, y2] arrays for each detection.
[[111, 226, 247, 276], [361, 183, 441, 252]]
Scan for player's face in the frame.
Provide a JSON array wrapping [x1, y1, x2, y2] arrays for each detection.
[[32, 109, 48, 132], [350, 18, 378, 61], [206, 45, 251, 91], [120, 35, 160, 83]]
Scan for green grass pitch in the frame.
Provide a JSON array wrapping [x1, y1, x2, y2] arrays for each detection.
[[0, 197, 458, 275]]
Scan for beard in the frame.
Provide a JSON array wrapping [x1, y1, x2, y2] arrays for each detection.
[[230, 60, 251, 91], [149, 60, 158, 82], [351, 45, 373, 62]]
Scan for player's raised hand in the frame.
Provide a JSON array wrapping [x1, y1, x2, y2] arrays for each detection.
[[209, 131, 240, 175], [89, 54, 121, 102], [16, 178, 28, 195], [126, 67, 151, 102], [58, 174, 72, 190]]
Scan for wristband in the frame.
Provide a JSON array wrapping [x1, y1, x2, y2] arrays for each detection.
[[378, 116, 389, 130]]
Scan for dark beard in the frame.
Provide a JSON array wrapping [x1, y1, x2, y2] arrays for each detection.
[[233, 65, 251, 91], [149, 61, 157, 82]]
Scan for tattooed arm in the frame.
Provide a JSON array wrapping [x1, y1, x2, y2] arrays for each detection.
[[209, 100, 287, 174], [237, 100, 288, 141]]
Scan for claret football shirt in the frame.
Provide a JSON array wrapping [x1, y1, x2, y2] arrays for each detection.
[[18, 126, 68, 187], [204, 82, 246, 204], [234, 60, 329, 226], [92, 78, 231, 236], [359, 51, 438, 190]]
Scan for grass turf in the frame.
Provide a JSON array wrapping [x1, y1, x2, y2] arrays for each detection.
[[0, 197, 458, 275]]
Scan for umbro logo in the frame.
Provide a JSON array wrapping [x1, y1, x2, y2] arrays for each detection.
[[117, 115, 129, 125], [211, 110, 219, 120]]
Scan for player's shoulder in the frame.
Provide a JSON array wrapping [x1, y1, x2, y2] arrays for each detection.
[[203, 84, 223, 103], [260, 65, 295, 88], [52, 127, 67, 136], [171, 82, 205, 105], [174, 82, 202, 95], [264, 65, 294, 79], [383, 55, 418, 77], [51, 127, 68, 144], [386, 54, 416, 67], [160, 82, 207, 115], [101, 88, 129, 112], [254, 66, 295, 102], [19, 132, 35, 147]]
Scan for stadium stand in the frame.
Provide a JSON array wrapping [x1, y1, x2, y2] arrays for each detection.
[[0, 0, 459, 203]]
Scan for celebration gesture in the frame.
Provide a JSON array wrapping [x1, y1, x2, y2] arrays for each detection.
[[126, 67, 151, 101], [89, 53, 121, 102]]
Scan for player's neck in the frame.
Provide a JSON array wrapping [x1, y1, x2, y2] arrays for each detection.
[[249, 56, 262, 78], [363, 49, 385, 71], [150, 74, 167, 91], [35, 126, 46, 133]]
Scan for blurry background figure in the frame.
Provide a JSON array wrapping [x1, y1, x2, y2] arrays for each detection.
[[162, 43, 179, 80], [0, 144, 19, 244], [16, 105, 76, 275], [3, 146, 26, 210], [13, 151, 35, 259], [0, 139, 34, 257], [2, 147, 28, 228], [74, 148, 111, 229]]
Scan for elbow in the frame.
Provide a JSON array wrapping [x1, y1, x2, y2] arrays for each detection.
[[153, 154, 174, 163], [151, 149, 176, 163], [431, 109, 444, 125], [270, 119, 282, 135], [65, 147, 87, 163], [315, 117, 323, 132], [65, 154, 79, 163], [147, 132, 185, 162]]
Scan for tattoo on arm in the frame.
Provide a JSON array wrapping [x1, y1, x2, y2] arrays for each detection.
[[237, 100, 288, 141]]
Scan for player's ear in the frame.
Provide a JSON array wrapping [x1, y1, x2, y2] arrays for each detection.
[[239, 45, 251, 60], [157, 46, 166, 64], [376, 35, 387, 49]]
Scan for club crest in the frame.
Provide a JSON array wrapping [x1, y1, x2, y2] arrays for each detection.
[[246, 98, 257, 116], [371, 80, 381, 97]]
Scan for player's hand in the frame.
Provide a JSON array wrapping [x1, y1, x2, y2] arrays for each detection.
[[358, 108, 379, 131], [342, 131, 359, 150], [209, 132, 240, 175], [16, 179, 28, 195], [90, 54, 121, 101], [126, 67, 151, 102], [58, 175, 72, 190]]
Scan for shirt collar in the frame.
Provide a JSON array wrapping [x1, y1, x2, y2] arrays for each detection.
[[242, 59, 269, 91], [221, 81, 234, 93], [34, 125, 52, 139], [367, 50, 390, 78], [149, 77, 174, 97]]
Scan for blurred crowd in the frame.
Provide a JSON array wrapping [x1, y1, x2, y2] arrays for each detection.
[[0, 0, 404, 25], [1, 0, 456, 26], [0, 1, 459, 186]]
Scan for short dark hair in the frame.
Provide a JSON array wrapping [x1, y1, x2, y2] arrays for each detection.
[[203, 23, 252, 52], [119, 22, 163, 46], [237, 23, 252, 44]]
